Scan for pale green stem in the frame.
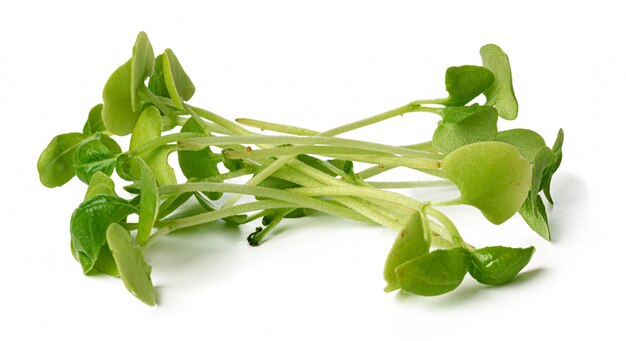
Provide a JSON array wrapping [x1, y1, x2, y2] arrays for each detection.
[[424, 206, 473, 249], [367, 180, 454, 189], [236, 118, 318, 136], [287, 186, 425, 212], [143, 200, 297, 250], [180, 135, 440, 160], [158, 182, 373, 225]]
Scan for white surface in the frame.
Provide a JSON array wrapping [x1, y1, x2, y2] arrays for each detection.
[[1, 0, 624, 339]]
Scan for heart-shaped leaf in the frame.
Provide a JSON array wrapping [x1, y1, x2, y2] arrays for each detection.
[[480, 44, 518, 120], [442, 65, 495, 106], [395, 248, 470, 296], [129, 106, 177, 185], [433, 105, 498, 154], [178, 118, 221, 180], [468, 246, 535, 285], [70, 194, 138, 273], [130, 32, 155, 112], [383, 211, 430, 292], [107, 223, 156, 306], [38, 132, 87, 187], [495, 129, 547, 161], [442, 141, 532, 224]]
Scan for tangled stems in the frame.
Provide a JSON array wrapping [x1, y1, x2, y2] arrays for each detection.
[[38, 33, 562, 304]]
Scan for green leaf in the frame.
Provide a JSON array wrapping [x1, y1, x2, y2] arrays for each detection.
[[158, 192, 193, 220], [495, 129, 547, 161], [442, 65, 495, 106], [73, 135, 122, 184], [71, 241, 119, 277], [480, 44, 518, 120], [70, 194, 138, 273], [84, 171, 116, 200], [37, 132, 87, 187], [442, 141, 532, 224], [519, 195, 550, 240], [130, 32, 155, 112], [148, 54, 168, 97], [178, 118, 221, 180], [102, 59, 143, 136], [441, 104, 494, 124], [162, 48, 195, 109], [468, 246, 535, 285], [221, 149, 246, 171], [395, 248, 470, 296], [136, 158, 159, 244], [541, 129, 564, 204], [383, 211, 430, 292], [432, 105, 498, 154], [82, 104, 106, 135], [129, 106, 177, 185], [107, 223, 156, 306]]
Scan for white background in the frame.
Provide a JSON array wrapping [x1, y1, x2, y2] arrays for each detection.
[[1, 0, 624, 339]]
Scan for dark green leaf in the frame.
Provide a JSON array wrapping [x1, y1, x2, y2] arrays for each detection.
[[469, 246, 535, 285], [158, 192, 193, 220], [107, 223, 156, 306], [443, 65, 495, 106], [496, 129, 547, 161], [130, 32, 155, 112], [442, 141, 532, 224], [82, 104, 106, 135], [222, 149, 246, 171], [432, 105, 498, 154], [70, 194, 138, 273], [396, 248, 470, 296], [148, 54, 168, 97], [480, 44, 518, 120], [383, 211, 430, 292], [541, 129, 564, 204], [519, 195, 550, 240], [136, 158, 159, 244], [37, 132, 87, 187]]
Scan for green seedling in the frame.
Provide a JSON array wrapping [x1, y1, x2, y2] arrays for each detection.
[[38, 32, 562, 305]]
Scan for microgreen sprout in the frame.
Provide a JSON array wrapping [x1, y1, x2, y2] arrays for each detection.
[[38, 32, 564, 305]]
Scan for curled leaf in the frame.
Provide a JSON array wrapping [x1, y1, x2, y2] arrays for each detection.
[[130, 31, 155, 112], [82, 104, 106, 135]]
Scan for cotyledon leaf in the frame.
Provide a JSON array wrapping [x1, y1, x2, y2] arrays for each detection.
[[480, 44, 518, 120], [37, 132, 87, 188], [395, 248, 470, 296], [102, 59, 143, 136], [432, 105, 498, 154], [135, 157, 159, 244], [107, 223, 156, 306], [162, 48, 195, 110], [496, 129, 547, 161], [442, 65, 495, 106], [130, 31, 155, 112], [383, 211, 430, 292], [468, 246, 535, 285], [82, 104, 106, 135], [70, 194, 138, 274], [442, 141, 531, 225]]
